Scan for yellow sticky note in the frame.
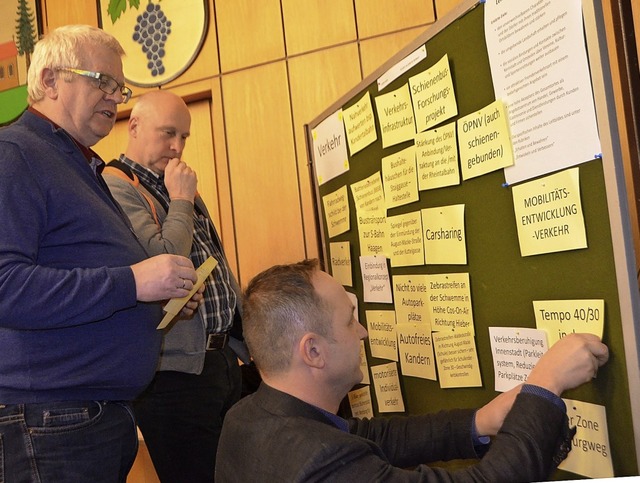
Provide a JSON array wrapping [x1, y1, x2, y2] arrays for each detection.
[[330, 242, 352, 287], [365, 310, 397, 361], [374, 83, 416, 148], [409, 54, 458, 132], [388, 211, 425, 267], [534, 299, 604, 345], [396, 322, 436, 381], [350, 171, 385, 213], [512, 168, 587, 256], [415, 122, 460, 191], [560, 399, 614, 479], [322, 185, 350, 238], [348, 386, 374, 419], [392, 274, 430, 326], [426, 272, 474, 333], [433, 330, 482, 388], [343, 91, 377, 155], [381, 145, 419, 209], [158, 257, 218, 329], [458, 99, 514, 180], [421, 204, 467, 265], [370, 362, 405, 413]]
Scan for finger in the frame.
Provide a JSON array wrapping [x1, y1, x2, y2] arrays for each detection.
[[594, 344, 609, 365], [173, 255, 195, 269]]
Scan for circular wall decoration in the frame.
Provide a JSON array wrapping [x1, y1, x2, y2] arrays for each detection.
[[100, 0, 208, 87]]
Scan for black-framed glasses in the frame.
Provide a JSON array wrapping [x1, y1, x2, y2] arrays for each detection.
[[58, 68, 133, 104]]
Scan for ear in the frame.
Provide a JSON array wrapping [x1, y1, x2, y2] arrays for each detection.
[[298, 333, 326, 369], [128, 116, 139, 137], [41, 68, 58, 99]]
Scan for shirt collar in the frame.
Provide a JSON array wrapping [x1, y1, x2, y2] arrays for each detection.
[[314, 405, 349, 432], [28, 107, 104, 172]]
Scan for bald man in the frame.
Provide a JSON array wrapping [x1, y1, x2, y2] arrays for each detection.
[[104, 90, 248, 483]]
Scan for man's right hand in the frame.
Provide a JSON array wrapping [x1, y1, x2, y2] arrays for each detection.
[[526, 333, 609, 396], [164, 157, 197, 202], [131, 254, 197, 302]]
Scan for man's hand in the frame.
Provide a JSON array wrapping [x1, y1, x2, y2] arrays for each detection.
[[164, 157, 197, 202], [526, 333, 609, 396], [131, 254, 197, 301], [179, 284, 205, 318]]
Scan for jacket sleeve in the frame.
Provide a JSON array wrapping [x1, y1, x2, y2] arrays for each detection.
[[104, 174, 194, 257], [349, 408, 478, 469], [342, 392, 572, 482]]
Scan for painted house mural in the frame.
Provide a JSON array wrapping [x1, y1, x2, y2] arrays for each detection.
[[0, 0, 39, 125]]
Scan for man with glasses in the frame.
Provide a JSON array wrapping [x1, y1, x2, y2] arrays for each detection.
[[0, 25, 202, 482]]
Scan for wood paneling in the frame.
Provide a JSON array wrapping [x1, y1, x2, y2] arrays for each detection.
[[288, 43, 362, 260], [435, 0, 464, 18], [281, 0, 356, 56], [359, 27, 428, 78], [93, 115, 130, 162], [40, 0, 98, 33], [222, 62, 305, 284], [164, 0, 220, 88], [215, 0, 285, 72], [354, 0, 435, 39], [126, 439, 159, 483]]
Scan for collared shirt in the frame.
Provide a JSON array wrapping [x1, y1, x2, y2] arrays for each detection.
[[315, 405, 350, 432], [119, 154, 236, 334], [27, 107, 103, 172]]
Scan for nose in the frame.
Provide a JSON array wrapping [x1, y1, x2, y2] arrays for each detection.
[[171, 138, 186, 157], [105, 89, 125, 105], [359, 322, 368, 340]]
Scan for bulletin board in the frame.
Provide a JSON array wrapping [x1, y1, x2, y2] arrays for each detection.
[[305, 0, 640, 479]]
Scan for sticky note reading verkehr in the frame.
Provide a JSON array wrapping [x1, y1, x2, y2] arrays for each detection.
[[157, 256, 218, 329]]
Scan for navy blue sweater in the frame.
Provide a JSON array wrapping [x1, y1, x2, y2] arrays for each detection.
[[0, 111, 163, 403]]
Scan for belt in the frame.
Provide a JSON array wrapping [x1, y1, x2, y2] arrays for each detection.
[[206, 332, 228, 351]]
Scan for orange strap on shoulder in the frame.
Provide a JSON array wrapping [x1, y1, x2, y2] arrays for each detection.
[[103, 166, 160, 226]]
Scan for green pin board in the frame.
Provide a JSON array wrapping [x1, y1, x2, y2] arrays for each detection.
[[305, 0, 640, 478]]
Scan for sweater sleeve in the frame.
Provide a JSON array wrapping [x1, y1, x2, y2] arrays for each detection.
[[0, 137, 141, 329], [104, 174, 194, 257]]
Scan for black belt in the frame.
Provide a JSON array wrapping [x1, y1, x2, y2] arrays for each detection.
[[206, 332, 228, 351]]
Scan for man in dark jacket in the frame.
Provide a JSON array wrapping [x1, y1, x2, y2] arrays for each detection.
[[216, 259, 608, 482]]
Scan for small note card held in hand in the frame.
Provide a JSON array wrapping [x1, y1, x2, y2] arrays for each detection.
[[157, 256, 218, 329]]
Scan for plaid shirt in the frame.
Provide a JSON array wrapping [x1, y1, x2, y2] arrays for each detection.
[[120, 155, 236, 334]]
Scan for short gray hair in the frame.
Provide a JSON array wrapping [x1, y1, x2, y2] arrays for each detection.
[[27, 25, 125, 105], [243, 260, 332, 376]]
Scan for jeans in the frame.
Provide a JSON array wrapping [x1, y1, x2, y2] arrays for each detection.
[[0, 400, 138, 483], [134, 344, 242, 483]]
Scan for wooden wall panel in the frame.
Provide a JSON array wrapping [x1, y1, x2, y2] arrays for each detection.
[[222, 62, 305, 284], [40, 0, 98, 33], [164, 0, 220, 88], [354, 0, 435, 39], [93, 116, 130, 162], [435, 0, 464, 18], [281, 0, 356, 56], [288, 44, 362, 260], [215, 0, 285, 72], [359, 27, 428, 78], [182, 100, 219, 228]]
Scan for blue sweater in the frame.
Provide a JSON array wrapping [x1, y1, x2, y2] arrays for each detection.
[[0, 111, 163, 403]]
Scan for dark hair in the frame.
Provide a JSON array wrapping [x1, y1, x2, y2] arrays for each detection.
[[243, 259, 331, 375]]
